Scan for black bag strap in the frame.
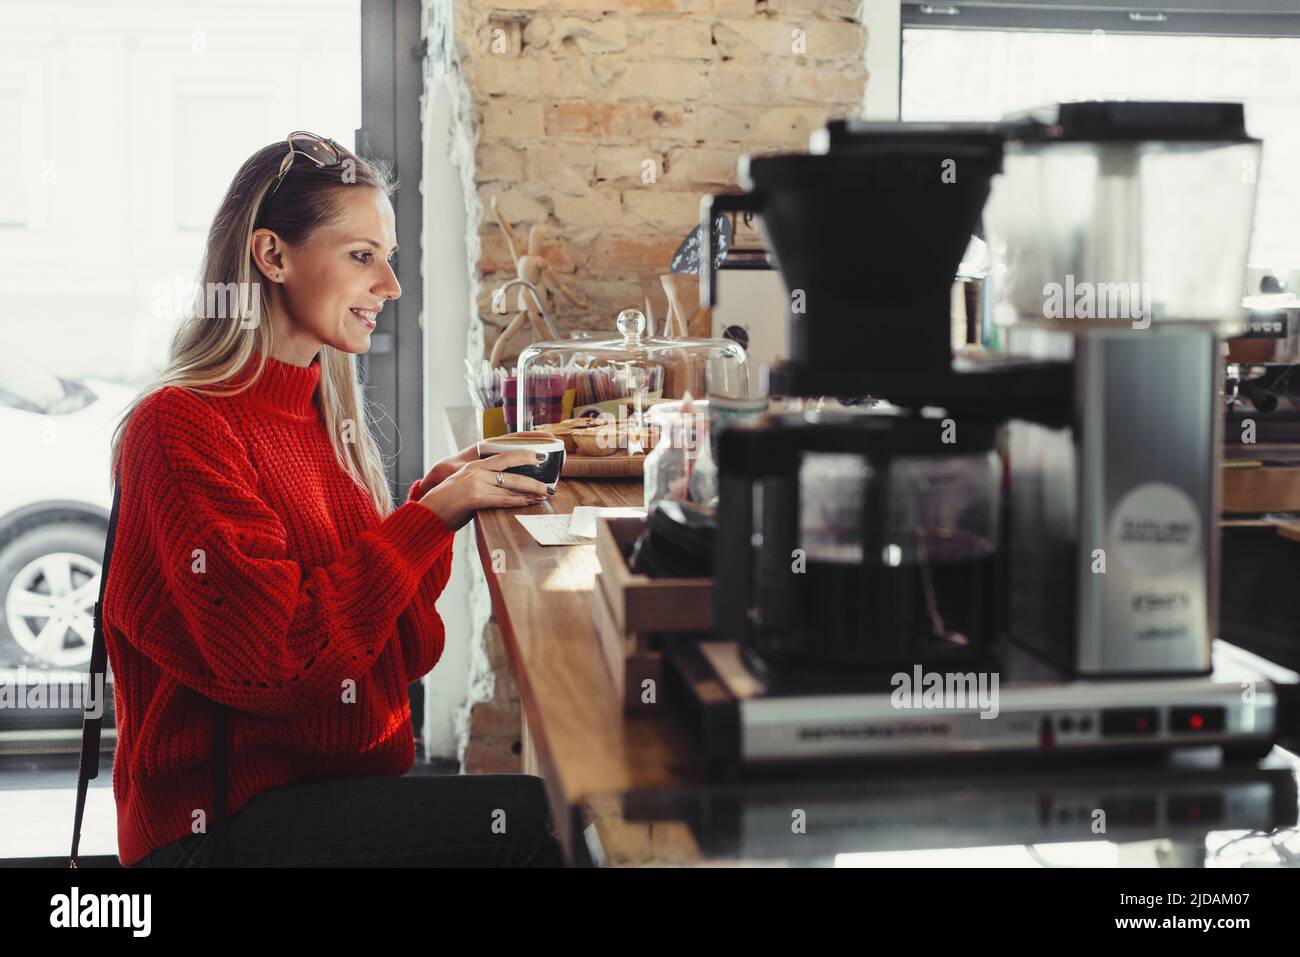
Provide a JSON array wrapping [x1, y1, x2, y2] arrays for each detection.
[[71, 477, 230, 867], [70, 478, 121, 867]]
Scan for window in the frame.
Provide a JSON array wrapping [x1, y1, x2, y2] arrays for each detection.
[[901, 28, 1300, 268], [0, 0, 361, 864]]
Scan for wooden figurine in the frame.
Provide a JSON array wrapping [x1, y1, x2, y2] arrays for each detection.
[[487, 196, 589, 367]]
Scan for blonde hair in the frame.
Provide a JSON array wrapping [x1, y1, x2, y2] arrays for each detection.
[[110, 139, 398, 516]]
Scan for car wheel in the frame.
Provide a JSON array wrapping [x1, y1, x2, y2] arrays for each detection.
[[0, 522, 106, 669]]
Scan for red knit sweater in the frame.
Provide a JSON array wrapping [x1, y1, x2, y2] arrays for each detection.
[[103, 351, 454, 866]]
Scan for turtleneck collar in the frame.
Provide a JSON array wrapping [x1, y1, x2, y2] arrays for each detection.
[[227, 350, 322, 420]]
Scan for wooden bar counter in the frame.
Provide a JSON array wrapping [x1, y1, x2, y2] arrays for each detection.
[[443, 408, 705, 863], [444, 411, 1300, 868]]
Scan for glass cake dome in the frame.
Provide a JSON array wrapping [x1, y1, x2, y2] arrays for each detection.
[[513, 308, 750, 433]]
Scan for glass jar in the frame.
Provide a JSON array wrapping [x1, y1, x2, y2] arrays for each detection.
[[644, 405, 713, 511], [514, 308, 750, 435]]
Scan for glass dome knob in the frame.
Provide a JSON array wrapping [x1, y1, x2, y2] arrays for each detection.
[[616, 309, 646, 340]]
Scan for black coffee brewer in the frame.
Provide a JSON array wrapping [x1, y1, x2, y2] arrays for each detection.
[[701, 123, 1055, 691]]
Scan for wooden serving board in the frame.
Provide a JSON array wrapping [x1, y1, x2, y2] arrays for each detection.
[[562, 452, 646, 478]]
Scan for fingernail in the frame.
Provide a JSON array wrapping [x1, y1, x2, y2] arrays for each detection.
[[536, 453, 547, 461], [547, 487, 556, 496]]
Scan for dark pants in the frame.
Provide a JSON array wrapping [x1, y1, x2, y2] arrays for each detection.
[[131, 774, 567, 867]]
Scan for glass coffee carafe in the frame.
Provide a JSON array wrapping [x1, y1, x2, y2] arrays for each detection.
[[715, 408, 1002, 689]]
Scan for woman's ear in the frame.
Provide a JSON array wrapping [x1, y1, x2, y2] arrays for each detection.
[[251, 228, 288, 284]]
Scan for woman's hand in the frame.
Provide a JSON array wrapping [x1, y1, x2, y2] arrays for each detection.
[[419, 432, 557, 490], [417, 451, 552, 531]]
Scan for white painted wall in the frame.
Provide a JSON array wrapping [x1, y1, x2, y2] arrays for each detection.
[[863, 0, 902, 120], [418, 21, 475, 758]]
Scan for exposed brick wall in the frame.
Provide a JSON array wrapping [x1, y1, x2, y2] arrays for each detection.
[[458, 620, 523, 773], [427, 0, 868, 771], [434, 0, 868, 365]]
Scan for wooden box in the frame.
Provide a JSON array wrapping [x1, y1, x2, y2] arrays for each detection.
[[592, 517, 712, 713], [591, 574, 664, 714], [594, 518, 712, 633]]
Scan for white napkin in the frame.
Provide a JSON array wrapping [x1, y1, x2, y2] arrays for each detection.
[[514, 506, 647, 546]]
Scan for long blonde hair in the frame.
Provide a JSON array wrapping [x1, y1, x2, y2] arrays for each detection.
[[110, 139, 398, 516]]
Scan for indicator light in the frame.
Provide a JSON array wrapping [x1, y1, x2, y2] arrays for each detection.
[[1170, 707, 1225, 733]]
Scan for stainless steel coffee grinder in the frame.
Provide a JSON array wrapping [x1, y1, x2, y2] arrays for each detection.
[[985, 102, 1259, 676]]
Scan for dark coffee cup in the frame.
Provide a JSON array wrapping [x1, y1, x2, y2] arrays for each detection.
[[477, 434, 566, 492]]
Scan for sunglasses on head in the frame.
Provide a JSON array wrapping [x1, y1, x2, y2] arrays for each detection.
[[256, 131, 346, 222]]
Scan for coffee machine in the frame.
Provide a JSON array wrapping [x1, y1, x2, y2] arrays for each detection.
[[666, 102, 1294, 774]]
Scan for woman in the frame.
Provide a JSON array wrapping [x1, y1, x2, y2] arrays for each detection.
[[104, 133, 564, 867]]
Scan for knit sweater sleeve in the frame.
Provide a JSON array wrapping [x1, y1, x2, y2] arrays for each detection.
[[394, 478, 455, 684], [114, 388, 454, 718]]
